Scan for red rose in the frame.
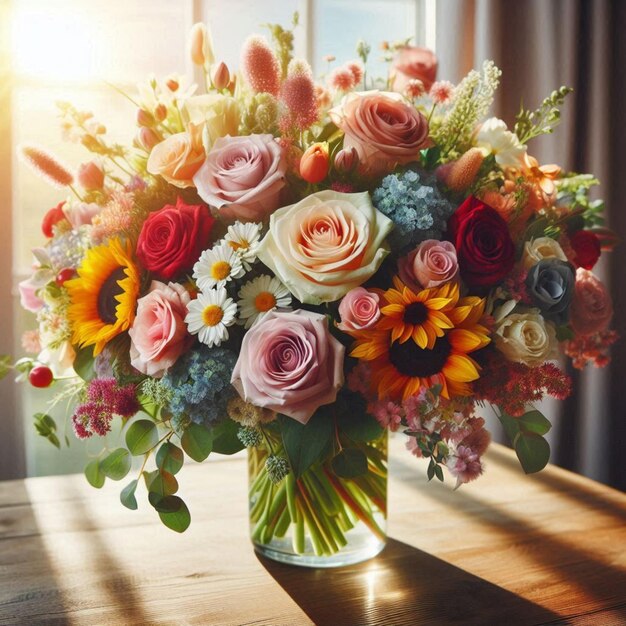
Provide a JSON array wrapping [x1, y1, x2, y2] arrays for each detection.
[[447, 196, 515, 288], [569, 230, 601, 270], [136, 197, 215, 280]]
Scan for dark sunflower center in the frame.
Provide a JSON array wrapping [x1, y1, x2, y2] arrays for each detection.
[[97, 267, 126, 325], [403, 302, 428, 325], [389, 336, 451, 378]]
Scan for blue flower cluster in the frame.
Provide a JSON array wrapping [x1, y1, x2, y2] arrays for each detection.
[[372, 169, 456, 252], [161, 346, 238, 427]]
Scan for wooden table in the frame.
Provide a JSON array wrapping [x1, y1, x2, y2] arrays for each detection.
[[1, 436, 625, 625]]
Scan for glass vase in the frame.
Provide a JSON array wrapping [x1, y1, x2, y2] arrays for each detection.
[[248, 432, 387, 568]]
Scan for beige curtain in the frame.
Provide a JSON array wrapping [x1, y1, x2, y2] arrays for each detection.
[[437, 0, 625, 489]]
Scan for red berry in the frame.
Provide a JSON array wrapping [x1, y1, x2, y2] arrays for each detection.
[[41, 201, 67, 238], [29, 366, 54, 388], [55, 268, 76, 286]]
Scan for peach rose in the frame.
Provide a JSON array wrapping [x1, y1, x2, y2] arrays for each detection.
[[337, 287, 381, 333], [129, 281, 192, 378], [257, 190, 393, 304], [329, 91, 431, 174], [193, 134, 286, 222], [569, 268, 613, 336], [398, 240, 459, 291], [391, 46, 438, 92], [147, 123, 205, 188]]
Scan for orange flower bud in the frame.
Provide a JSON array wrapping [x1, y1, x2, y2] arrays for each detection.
[[211, 62, 230, 91], [77, 161, 104, 191], [165, 78, 179, 92], [299, 142, 329, 183], [154, 104, 167, 122], [136, 127, 161, 151], [136, 108, 155, 127]]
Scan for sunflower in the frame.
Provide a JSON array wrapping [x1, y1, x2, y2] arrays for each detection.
[[350, 280, 490, 400], [65, 238, 140, 356]]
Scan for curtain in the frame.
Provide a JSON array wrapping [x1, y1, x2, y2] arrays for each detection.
[[436, 0, 626, 490]]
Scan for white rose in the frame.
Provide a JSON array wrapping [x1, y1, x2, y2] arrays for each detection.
[[257, 190, 393, 305], [494, 309, 558, 366], [183, 94, 239, 146], [475, 117, 527, 169], [521, 237, 568, 269]]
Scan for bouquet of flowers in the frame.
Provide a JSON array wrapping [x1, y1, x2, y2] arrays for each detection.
[[8, 16, 617, 562]]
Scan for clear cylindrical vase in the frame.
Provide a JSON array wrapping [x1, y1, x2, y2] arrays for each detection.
[[248, 432, 387, 568]]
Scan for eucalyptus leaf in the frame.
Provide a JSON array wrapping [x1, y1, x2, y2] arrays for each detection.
[[85, 459, 105, 489], [100, 448, 132, 481], [158, 497, 191, 533], [514, 432, 551, 474], [148, 470, 178, 498], [120, 479, 138, 510], [211, 419, 245, 455], [181, 423, 213, 462], [519, 410, 552, 436], [72, 346, 96, 382], [125, 419, 158, 455], [336, 410, 383, 443], [331, 448, 368, 479], [156, 442, 184, 475]]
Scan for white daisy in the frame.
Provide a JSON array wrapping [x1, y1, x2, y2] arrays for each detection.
[[238, 275, 292, 328], [185, 287, 237, 347], [224, 222, 262, 269], [193, 242, 245, 291]]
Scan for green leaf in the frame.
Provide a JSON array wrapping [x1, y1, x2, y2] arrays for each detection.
[[142, 469, 159, 489], [72, 345, 96, 382], [181, 423, 213, 462], [211, 419, 245, 455], [33, 413, 61, 449], [148, 470, 178, 499], [434, 464, 444, 482], [556, 325, 575, 341], [279, 411, 334, 478], [85, 459, 105, 488], [0, 355, 12, 380], [514, 432, 551, 474], [156, 442, 184, 475], [420, 146, 441, 170], [157, 496, 191, 532], [496, 410, 521, 444], [100, 448, 132, 481], [519, 410, 552, 436], [336, 411, 384, 443], [125, 419, 158, 455], [427, 460, 435, 481], [331, 448, 368, 479], [120, 479, 138, 510]]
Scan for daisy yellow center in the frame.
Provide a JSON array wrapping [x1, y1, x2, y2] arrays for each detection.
[[254, 291, 277, 313], [211, 261, 231, 281], [202, 305, 224, 327], [229, 239, 250, 251]]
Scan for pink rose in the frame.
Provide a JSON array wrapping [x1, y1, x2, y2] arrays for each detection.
[[128, 281, 192, 378], [391, 46, 438, 93], [193, 134, 287, 222], [398, 240, 459, 291], [231, 310, 345, 424], [337, 287, 381, 333], [63, 202, 100, 229], [569, 268, 613, 336], [329, 91, 431, 174]]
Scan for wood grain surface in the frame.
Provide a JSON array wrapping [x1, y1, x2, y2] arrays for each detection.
[[1, 436, 625, 625]]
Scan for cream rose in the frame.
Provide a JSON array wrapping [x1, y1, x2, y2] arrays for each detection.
[[494, 307, 558, 366], [522, 237, 568, 270], [257, 190, 393, 305], [184, 94, 239, 146], [147, 123, 205, 188]]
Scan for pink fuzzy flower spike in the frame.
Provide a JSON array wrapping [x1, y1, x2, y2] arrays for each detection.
[[280, 59, 318, 131], [240, 35, 281, 96], [20, 143, 74, 188]]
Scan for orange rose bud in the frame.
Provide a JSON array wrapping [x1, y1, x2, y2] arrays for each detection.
[[154, 104, 167, 122], [136, 127, 161, 151], [165, 78, 179, 92], [212, 62, 230, 90], [77, 161, 104, 191], [136, 108, 155, 127], [300, 142, 329, 183]]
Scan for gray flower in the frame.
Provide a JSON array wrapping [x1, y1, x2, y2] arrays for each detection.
[[526, 259, 575, 326]]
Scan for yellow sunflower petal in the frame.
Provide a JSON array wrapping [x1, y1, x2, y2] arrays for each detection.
[[443, 353, 480, 382]]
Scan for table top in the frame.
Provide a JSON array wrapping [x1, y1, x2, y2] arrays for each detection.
[[1, 435, 625, 625]]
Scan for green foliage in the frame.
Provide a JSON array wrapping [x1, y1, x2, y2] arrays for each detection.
[[33, 413, 60, 449], [100, 448, 132, 481], [85, 459, 105, 488], [279, 410, 334, 478], [125, 419, 159, 455], [335, 405, 383, 443], [0, 355, 11, 381], [156, 496, 191, 533], [331, 448, 368, 479], [147, 470, 179, 500], [120, 479, 138, 510], [514, 86, 573, 144], [72, 346, 96, 382], [498, 409, 552, 474], [181, 422, 213, 462], [211, 418, 245, 455], [264, 11, 299, 79], [156, 442, 184, 475]]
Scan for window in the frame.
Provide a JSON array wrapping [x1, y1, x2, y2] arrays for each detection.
[[5, 0, 436, 476]]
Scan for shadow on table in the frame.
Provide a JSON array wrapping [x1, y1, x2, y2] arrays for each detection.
[[257, 537, 560, 626]]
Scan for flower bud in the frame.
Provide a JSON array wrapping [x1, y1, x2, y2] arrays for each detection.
[[165, 78, 179, 92], [136, 108, 155, 127], [189, 22, 215, 67], [136, 127, 161, 151], [299, 142, 329, 183], [154, 104, 167, 122], [77, 161, 104, 191], [211, 62, 230, 91], [334, 146, 359, 174]]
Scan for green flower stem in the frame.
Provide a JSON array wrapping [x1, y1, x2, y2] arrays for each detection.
[[293, 504, 305, 554], [297, 498, 326, 556], [285, 472, 297, 521], [298, 479, 338, 555], [274, 506, 291, 539]]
